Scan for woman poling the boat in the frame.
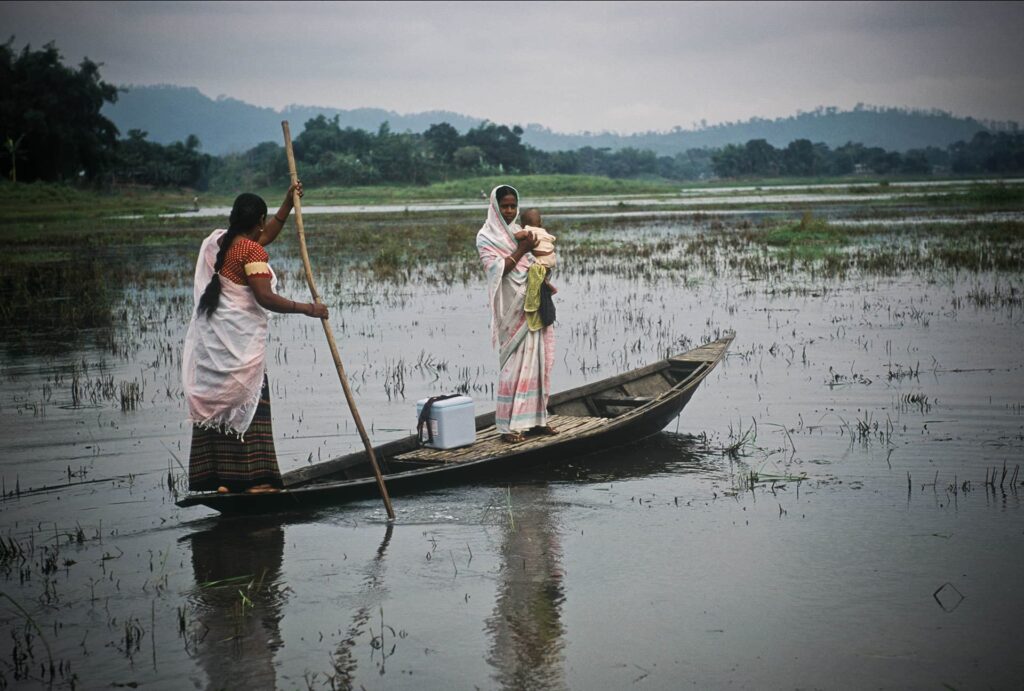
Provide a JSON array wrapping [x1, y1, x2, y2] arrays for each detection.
[[182, 182, 328, 494], [476, 185, 558, 444]]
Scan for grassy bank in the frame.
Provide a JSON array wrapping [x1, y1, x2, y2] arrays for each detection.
[[254, 174, 682, 205], [4, 175, 1023, 228], [0, 180, 234, 225], [2, 175, 677, 225]]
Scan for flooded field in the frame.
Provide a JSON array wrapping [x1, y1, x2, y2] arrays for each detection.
[[2, 185, 1023, 689], [154, 177, 1024, 219]]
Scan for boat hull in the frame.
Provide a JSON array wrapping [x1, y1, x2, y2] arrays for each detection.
[[177, 334, 732, 515]]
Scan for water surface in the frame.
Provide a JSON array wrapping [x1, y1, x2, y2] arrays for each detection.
[[2, 202, 1023, 689]]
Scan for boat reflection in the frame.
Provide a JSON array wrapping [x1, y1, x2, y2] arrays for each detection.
[[538, 430, 710, 485], [485, 484, 567, 690], [185, 520, 289, 690]]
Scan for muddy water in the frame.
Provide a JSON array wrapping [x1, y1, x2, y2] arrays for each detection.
[[2, 211, 1023, 689]]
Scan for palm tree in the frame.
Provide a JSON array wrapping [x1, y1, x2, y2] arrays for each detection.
[[4, 135, 25, 182]]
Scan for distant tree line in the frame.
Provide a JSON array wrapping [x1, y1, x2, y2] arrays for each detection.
[[114, 129, 212, 187], [214, 114, 719, 188], [708, 134, 1024, 178], [214, 118, 1024, 188], [1, 39, 118, 183], [3, 39, 1023, 192], [1, 39, 212, 187]]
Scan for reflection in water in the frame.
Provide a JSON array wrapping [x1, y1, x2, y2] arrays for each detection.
[[544, 431, 710, 485], [486, 485, 567, 691], [329, 523, 394, 686], [186, 521, 289, 690], [482, 435, 707, 689]]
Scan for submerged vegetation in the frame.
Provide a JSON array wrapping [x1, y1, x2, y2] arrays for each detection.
[[2, 179, 1023, 690], [4, 36, 1024, 691], [3, 182, 1022, 363]]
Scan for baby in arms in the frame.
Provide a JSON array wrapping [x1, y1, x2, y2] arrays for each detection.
[[518, 208, 558, 331], [519, 208, 556, 270]]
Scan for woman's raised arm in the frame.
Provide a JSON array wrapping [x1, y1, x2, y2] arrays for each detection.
[[258, 181, 303, 247]]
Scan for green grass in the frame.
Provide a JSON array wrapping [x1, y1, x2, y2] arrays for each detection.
[[961, 182, 1024, 206], [760, 213, 850, 261], [0, 180, 233, 225], [916, 182, 1024, 208], [5, 174, 1021, 228], [764, 216, 840, 247], [3, 187, 1022, 353], [257, 174, 682, 205], [1, 175, 681, 226], [9, 248, 74, 264]]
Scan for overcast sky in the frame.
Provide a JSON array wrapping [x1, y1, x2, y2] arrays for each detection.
[[4, 1, 1023, 133]]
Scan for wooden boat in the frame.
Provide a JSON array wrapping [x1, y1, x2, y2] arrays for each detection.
[[177, 333, 734, 515]]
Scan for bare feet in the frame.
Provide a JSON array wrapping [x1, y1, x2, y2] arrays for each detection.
[[533, 425, 558, 436], [216, 486, 230, 494], [501, 432, 526, 444]]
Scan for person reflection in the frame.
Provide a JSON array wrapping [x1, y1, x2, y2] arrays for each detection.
[[485, 484, 567, 690], [186, 520, 287, 690], [329, 523, 394, 685]]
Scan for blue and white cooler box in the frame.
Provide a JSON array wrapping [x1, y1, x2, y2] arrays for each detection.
[[415, 395, 476, 449]]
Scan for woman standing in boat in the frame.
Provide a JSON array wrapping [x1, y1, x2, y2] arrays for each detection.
[[182, 183, 328, 494], [477, 185, 557, 443]]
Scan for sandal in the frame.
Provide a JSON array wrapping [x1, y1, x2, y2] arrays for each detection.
[[245, 484, 281, 494], [501, 432, 526, 444], [533, 425, 559, 436]]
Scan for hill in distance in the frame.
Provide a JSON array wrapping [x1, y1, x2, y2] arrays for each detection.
[[104, 85, 484, 155], [103, 84, 1015, 156]]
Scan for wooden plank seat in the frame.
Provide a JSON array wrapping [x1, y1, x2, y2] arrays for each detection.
[[392, 414, 609, 465]]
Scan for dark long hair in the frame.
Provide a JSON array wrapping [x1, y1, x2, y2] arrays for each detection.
[[494, 185, 517, 203], [196, 193, 267, 318]]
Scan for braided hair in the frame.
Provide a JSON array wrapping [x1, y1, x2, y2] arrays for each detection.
[[196, 193, 268, 318]]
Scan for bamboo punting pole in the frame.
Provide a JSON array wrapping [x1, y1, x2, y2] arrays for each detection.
[[281, 120, 395, 521]]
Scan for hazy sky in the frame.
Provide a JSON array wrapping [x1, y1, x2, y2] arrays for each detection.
[[4, 1, 1023, 133]]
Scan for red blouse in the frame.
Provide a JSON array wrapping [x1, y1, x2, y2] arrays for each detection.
[[220, 237, 271, 285]]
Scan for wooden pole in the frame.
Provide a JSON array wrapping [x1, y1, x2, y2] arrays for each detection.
[[281, 120, 396, 521]]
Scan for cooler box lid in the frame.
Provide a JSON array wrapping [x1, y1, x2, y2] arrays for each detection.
[[416, 395, 473, 412]]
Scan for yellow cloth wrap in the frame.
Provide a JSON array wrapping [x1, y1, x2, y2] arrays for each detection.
[[525, 264, 547, 332]]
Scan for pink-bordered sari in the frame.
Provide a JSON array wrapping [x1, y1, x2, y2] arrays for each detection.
[[476, 186, 555, 434]]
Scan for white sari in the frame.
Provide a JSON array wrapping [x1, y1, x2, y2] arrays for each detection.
[[182, 229, 276, 440], [476, 186, 555, 433]]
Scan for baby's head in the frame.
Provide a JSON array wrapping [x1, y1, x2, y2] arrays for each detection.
[[520, 208, 542, 228]]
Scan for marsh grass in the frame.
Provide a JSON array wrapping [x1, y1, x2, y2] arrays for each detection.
[[0, 180, 230, 225], [2, 179, 1024, 691], [4, 189, 1023, 383], [1, 259, 118, 344], [263, 174, 681, 206], [764, 213, 844, 247], [928, 182, 1024, 208]]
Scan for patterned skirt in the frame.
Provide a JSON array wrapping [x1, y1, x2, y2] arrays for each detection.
[[496, 324, 555, 434], [188, 376, 283, 491]]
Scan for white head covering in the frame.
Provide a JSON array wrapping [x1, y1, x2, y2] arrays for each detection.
[[476, 185, 534, 349]]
